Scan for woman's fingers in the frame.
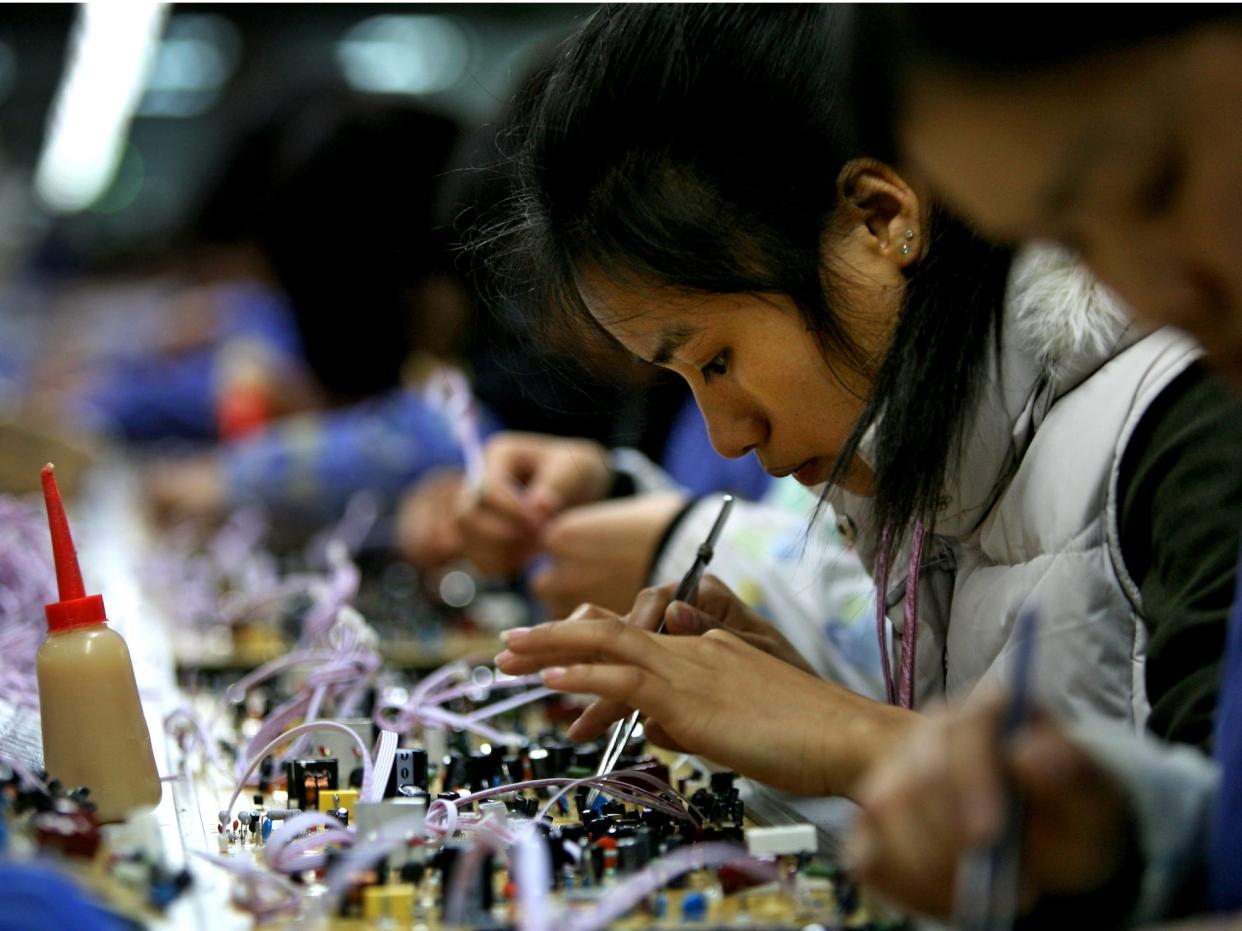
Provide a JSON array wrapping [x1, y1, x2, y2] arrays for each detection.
[[501, 617, 681, 677], [457, 507, 535, 575], [629, 583, 677, 632], [495, 648, 615, 676], [542, 663, 676, 725], [566, 602, 618, 621], [567, 697, 633, 741]]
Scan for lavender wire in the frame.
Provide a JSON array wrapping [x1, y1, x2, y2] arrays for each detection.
[[190, 850, 301, 920]]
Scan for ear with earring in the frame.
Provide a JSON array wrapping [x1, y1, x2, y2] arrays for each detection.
[[900, 228, 915, 256]]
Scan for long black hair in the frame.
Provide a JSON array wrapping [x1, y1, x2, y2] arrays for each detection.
[[488, 4, 1013, 559]]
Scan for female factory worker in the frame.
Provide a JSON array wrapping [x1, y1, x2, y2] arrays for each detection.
[[490, 2, 1242, 797], [841, 6, 1242, 924]]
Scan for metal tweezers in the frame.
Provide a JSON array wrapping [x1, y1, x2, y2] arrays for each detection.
[[587, 493, 735, 803]]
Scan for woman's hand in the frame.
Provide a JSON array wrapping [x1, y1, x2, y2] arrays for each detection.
[[847, 695, 1135, 919], [530, 492, 688, 617], [495, 615, 912, 797], [629, 574, 818, 674], [396, 470, 467, 570], [509, 575, 819, 741], [456, 432, 613, 576]]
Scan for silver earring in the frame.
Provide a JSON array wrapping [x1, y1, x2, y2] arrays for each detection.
[[900, 229, 914, 256]]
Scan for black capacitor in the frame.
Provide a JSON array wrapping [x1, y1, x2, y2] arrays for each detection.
[[385, 748, 430, 798], [641, 809, 669, 832], [709, 771, 737, 796], [634, 826, 657, 862], [399, 861, 425, 886], [360, 687, 378, 719], [257, 755, 275, 794], [616, 836, 645, 874], [589, 845, 607, 883], [544, 742, 573, 775], [603, 800, 626, 817], [571, 744, 600, 771], [559, 824, 587, 845], [527, 747, 550, 780], [443, 752, 468, 791], [731, 799, 745, 826], [836, 876, 860, 914], [690, 788, 714, 822], [437, 842, 494, 921], [349, 766, 364, 790], [574, 788, 592, 817], [586, 816, 613, 841], [467, 751, 501, 793]]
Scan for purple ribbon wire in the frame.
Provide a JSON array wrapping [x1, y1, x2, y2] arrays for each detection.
[[874, 521, 927, 710]]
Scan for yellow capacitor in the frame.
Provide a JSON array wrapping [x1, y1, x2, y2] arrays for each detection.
[[363, 883, 415, 920], [317, 787, 360, 820]]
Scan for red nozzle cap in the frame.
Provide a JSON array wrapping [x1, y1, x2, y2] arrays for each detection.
[[40, 463, 106, 632]]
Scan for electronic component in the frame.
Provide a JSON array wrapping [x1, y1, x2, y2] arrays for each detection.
[[284, 758, 338, 809], [384, 747, 429, 798], [745, 823, 818, 858]]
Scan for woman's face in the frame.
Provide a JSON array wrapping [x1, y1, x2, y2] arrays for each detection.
[[579, 257, 903, 495], [902, 25, 1242, 385]]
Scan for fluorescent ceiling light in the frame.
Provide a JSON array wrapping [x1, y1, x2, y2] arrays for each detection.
[[337, 15, 470, 96], [34, 0, 167, 213]]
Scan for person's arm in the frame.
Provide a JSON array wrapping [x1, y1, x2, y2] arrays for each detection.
[[1117, 362, 1242, 749], [222, 388, 476, 523], [846, 697, 1217, 927]]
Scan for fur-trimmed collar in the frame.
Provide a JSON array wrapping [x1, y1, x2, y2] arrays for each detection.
[[1007, 242, 1134, 388]]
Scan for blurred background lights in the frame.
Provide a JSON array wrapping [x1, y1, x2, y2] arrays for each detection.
[[438, 569, 477, 609], [137, 14, 241, 119], [336, 15, 472, 96]]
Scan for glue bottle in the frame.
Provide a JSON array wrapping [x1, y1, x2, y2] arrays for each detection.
[[35, 463, 161, 822]]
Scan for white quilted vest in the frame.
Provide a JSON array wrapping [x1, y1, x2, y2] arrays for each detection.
[[828, 245, 1201, 727]]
